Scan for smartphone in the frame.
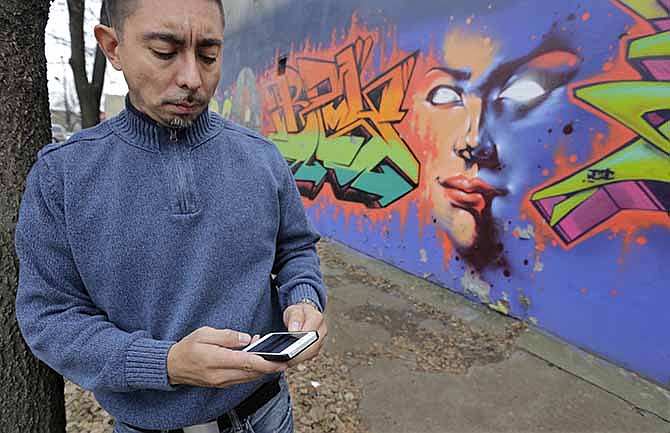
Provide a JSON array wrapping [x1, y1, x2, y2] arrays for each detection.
[[242, 331, 319, 362]]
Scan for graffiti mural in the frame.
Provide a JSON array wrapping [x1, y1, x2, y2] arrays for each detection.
[[262, 36, 420, 208], [234, 67, 262, 130], [532, 0, 670, 245], [211, 67, 261, 129], [218, 0, 670, 386], [409, 30, 581, 270]]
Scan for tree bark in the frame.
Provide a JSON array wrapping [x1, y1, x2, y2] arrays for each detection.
[[68, 0, 107, 128], [0, 1, 68, 432]]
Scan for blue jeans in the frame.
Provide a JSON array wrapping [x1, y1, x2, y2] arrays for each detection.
[[113, 377, 293, 433]]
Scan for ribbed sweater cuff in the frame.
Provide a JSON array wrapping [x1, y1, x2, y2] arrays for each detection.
[[286, 283, 323, 312], [125, 338, 178, 391]]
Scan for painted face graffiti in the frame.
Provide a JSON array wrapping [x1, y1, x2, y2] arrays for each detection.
[[411, 30, 580, 269]]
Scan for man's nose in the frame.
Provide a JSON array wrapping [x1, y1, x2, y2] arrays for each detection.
[[457, 95, 501, 170], [175, 52, 202, 91]]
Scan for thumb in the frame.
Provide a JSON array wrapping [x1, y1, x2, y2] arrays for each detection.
[[286, 306, 305, 332], [197, 327, 252, 348]]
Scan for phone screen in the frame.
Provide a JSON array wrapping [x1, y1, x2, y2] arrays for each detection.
[[248, 334, 302, 354]]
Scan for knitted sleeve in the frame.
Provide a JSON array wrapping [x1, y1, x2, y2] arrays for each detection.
[[270, 149, 327, 313], [14, 157, 178, 393]]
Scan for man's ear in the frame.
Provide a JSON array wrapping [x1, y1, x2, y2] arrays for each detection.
[[94, 24, 122, 71]]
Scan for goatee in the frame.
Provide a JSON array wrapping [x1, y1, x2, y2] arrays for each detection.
[[169, 117, 193, 129]]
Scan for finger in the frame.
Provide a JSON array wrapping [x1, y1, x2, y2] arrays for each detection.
[[284, 306, 305, 332], [316, 320, 328, 342], [287, 322, 328, 367], [222, 349, 289, 373], [215, 369, 265, 386], [220, 374, 284, 388], [210, 369, 281, 388], [198, 328, 252, 348], [300, 309, 324, 332]]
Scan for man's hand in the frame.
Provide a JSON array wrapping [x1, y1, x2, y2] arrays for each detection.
[[283, 302, 327, 366], [166, 327, 286, 388]]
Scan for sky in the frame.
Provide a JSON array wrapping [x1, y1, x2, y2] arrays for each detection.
[[46, 0, 128, 113]]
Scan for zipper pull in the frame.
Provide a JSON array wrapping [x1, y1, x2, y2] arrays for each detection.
[[169, 128, 178, 142]]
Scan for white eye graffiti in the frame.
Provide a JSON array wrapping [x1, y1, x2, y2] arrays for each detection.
[[427, 85, 462, 106], [499, 78, 547, 104]]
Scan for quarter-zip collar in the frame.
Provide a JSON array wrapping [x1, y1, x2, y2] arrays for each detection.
[[108, 95, 220, 153]]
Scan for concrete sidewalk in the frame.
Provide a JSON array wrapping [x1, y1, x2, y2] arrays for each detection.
[[317, 240, 670, 433]]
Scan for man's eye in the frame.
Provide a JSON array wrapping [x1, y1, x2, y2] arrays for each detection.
[[200, 54, 217, 65], [151, 50, 175, 60], [427, 85, 462, 106], [498, 78, 547, 104]]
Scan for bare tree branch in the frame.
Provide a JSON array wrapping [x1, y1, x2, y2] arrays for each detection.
[[91, 0, 107, 105], [67, 0, 107, 128]]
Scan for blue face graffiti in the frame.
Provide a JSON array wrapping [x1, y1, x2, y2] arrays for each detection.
[[411, 30, 581, 270]]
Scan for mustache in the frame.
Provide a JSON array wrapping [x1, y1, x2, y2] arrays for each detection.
[[163, 94, 207, 105]]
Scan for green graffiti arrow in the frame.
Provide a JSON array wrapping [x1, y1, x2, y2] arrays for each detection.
[[332, 167, 359, 186], [617, 0, 669, 19], [269, 122, 418, 206], [548, 188, 598, 226], [534, 135, 670, 201], [532, 135, 670, 226], [332, 135, 418, 184], [575, 81, 670, 155], [535, 2, 670, 236], [270, 130, 319, 163], [269, 112, 321, 162], [316, 133, 367, 167], [629, 31, 670, 59], [294, 160, 328, 184], [352, 163, 415, 207]]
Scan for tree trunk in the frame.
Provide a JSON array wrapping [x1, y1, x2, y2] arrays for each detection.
[[68, 0, 107, 128], [0, 1, 67, 432]]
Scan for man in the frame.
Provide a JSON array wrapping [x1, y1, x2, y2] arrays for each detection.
[[14, 0, 327, 432]]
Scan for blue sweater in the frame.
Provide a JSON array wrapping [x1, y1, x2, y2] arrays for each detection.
[[14, 103, 326, 430]]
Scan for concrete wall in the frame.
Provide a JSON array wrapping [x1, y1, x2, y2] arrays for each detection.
[[215, 0, 670, 388]]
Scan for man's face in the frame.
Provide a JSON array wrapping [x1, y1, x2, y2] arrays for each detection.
[[114, 0, 224, 127]]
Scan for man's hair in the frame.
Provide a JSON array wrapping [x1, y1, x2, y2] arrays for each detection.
[[104, 0, 225, 36]]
